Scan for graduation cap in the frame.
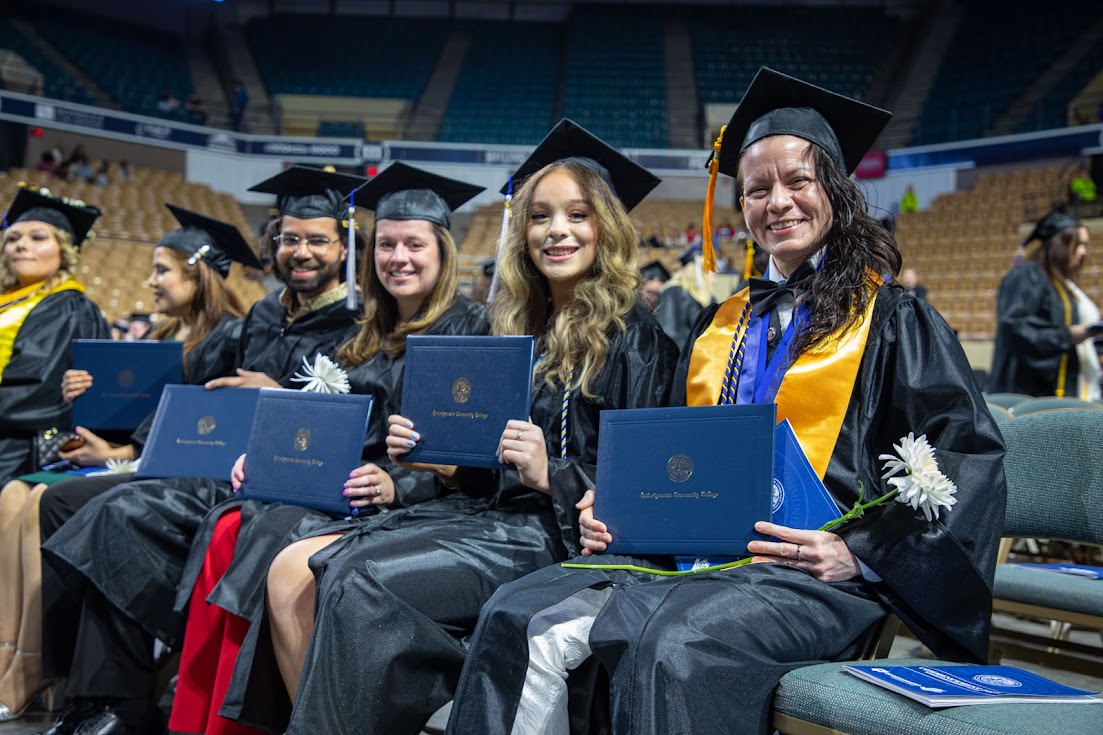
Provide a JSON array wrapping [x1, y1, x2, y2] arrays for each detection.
[[501, 118, 661, 212], [248, 166, 369, 221], [3, 184, 101, 248], [161, 204, 263, 277], [640, 260, 672, 283], [479, 257, 496, 278], [1025, 205, 1079, 244], [701, 67, 892, 271], [358, 162, 484, 230]]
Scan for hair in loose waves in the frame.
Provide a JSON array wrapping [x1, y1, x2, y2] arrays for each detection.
[[0, 225, 81, 292], [148, 247, 247, 358], [337, 222, 459, 367], [490, 160, 641, 396], [739, 144, 902, 357], [1029, 226, 1084, 281]]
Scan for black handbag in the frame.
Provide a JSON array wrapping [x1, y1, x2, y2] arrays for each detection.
[[32, 427, 82, 470]]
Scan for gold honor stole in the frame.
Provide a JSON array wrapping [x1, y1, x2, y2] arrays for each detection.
[[0, 278, 86, 380], [685, 283, 879, 479]]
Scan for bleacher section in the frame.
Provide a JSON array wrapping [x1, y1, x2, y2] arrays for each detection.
[[32, 14, 196, 123], [0, 167, 267, 323], [1018, 42, 1103, 133], [245, 15, 447, 100], [560, 6, 669, 149], [437, 21, 562, 146], [913, 0, 1103, 146], [894, 165, 1101, 341], [692, 7, 899, 107], [0, 19, 92, 106]]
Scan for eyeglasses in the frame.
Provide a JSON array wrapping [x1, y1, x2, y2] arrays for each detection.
[[273, 234, 338, 250]]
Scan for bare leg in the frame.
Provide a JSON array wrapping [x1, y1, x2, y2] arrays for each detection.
[[266, 533, 345, 701], [0, 481, 33, 695]]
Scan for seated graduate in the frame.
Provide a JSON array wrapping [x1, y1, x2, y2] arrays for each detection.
[[0, 185, 108, 486], [446, 68, 1007, 735], [167, 163, 488, 735], [989, 205, 1099, 399], [0, 204, 252, 725], [36, 167, 367, 735], [655, 248, 716, 349], [258, 120, 679, 735]]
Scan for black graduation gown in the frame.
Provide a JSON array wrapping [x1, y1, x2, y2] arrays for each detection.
[[0, 289, 109, 483], [989, 261, 1081, 396], [175, 296, 489, 643], [654, 286, 711, 353], [446, 287, 1007, 735], [268, 304, 679, 735], [39, 293, 358, 687]]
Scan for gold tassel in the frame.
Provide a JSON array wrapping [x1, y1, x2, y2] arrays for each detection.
[[742, 239, 754, 280], [701, 125, 726, 274]]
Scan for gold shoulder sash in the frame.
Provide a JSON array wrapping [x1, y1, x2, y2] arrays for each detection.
[[0, 278, 86, 380], [685, 283, 880, 479]]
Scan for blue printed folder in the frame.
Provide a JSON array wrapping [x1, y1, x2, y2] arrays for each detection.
[[400, 335, 535, 468], [71, 340, 183, 430], [846, 664, 1103, 706], [136, 385, 260, 481], [594, 404, 777, 556], [238, 389, 373, 515]]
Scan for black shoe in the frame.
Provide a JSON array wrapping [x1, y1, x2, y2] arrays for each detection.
[[71, 707, 134, 735], [36, 698, 98, 735]]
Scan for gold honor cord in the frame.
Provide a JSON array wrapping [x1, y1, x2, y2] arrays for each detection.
[[1051, 277, 1072, 398]]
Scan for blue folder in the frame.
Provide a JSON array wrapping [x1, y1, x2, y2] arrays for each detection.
[[400, 335, 535, 468], [135, 386, 260, 481], [71, 340, 184, 431], [238, 389, 373, 515], [594, 404, 776, 555], [845, 664, 1103, 706]]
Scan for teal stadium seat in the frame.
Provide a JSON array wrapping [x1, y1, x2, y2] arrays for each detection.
[[1006, 396, 1103, 417], [0, 18, 94, 106], [982, 392, 1033, 410]]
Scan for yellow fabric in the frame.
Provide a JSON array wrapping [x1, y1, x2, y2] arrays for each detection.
[[0, 278, 85, 380], [685, 284, 879, 479], [1051, 277, 1072, 398]]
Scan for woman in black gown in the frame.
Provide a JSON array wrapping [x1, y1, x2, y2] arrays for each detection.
[[263, 120, 680, 735], [446, 68, 1007, 735]]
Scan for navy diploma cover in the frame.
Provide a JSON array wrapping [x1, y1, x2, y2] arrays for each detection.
[[71, 340, 184, 431], [238, 389, 373, 515], [401, 335, 535, 468], [136, 385, 260, 480], [594, 403, 777, 555]]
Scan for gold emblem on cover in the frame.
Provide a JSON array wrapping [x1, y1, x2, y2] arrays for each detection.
[[667, 453, 693, 483], [117, 369, 136, 389], [294, 428, 311, 451], [197, 416, 216, 435], [452, 377, 472, 404]]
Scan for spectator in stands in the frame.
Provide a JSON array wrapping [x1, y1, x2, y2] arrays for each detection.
[[231, 79, 249, 132], [156, 89, 181, 113], [990, 206, 1100, 399], [639, 259, 671, 312], [683, 221, 702, 246], [899, 183, 918, 213], [115, 160, 132, 181], [92, 161, 110, 187], [0, 185, 108, 485], [34, 151, 57, 175], [448, 67, 1006, 735], [0, 205, 253, 724], [715, 219, 735, 241], [645, 222, 664, 249], [900, 266, 927, 300], [186, 91, 207, 125]]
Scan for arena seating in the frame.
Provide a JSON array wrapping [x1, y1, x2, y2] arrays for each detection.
[[0, 19, 93, 106], [32, 13, 196, 122], [0, 167, 267, 323], [913, 0, 1102, 146], [436, 21, 562, 146], [692, 7, 900, 107]]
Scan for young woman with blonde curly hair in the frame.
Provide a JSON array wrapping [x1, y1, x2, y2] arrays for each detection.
[[258, 121, 680, 735]]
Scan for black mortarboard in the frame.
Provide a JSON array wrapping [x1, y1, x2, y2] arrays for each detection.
[[162, 204, 263, 277], [640, 260, 672, 283], [1026, 206, 1080, 244], [4, 185, 100, 247], [678, 247, 700, 267], [248, 166, 369, 221], [479, 257, 496, 278], [502, 118, 661, 211], [358, 162, 484, 230], [714, 67, 892, 177]]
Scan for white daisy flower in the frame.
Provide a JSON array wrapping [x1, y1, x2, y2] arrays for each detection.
[[879, 433, 958, 522], [291, 354, 351, 394]]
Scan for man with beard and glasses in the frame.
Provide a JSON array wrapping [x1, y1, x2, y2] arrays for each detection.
[[35, 168, 366, 735]]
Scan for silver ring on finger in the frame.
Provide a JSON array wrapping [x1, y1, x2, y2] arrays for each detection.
[[516, 430, 525, 441], [375, 486, 382, 497], [795, 545, 803, 562]]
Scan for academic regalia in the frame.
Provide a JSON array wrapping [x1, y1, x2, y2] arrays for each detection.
[[990, 261, 1083, 397], [448, 68, 1005, 735], [655, 284, 711, 351], [0, 185, 108, 483], [0, 290, 109, 482], [271, 303, 678, 735]]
